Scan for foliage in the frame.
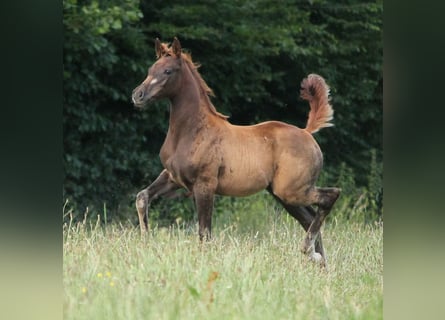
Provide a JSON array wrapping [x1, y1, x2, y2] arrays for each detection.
[[142, 0, 383, 180], [63, 0, 382, 221], [63, 0, 164, 216]]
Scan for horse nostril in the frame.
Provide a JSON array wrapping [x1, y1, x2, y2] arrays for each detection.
[[132, 89, 143, 104]]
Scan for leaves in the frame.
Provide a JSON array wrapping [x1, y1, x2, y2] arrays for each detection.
[[63, 0, 382, 220]]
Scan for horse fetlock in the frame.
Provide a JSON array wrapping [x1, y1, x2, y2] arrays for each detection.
[[301, 231, 319, 256], [301, 233, 316, 255], [140, 224, 148, 234]]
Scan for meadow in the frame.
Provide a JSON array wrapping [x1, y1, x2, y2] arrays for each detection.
[[63, 192, 383, 320]]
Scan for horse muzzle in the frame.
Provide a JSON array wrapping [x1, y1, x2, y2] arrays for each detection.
[[132, 77, 168, 108], [132, 86, 151, 108]]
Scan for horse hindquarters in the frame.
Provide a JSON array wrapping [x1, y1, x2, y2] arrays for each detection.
[[269, 144, 340, 266]]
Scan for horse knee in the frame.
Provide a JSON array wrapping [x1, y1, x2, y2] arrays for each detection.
[[136, 190, 150, 233], [136, 190, 148, 210]]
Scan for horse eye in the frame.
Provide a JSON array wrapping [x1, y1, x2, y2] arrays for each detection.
[[164, 69, 172, 75]]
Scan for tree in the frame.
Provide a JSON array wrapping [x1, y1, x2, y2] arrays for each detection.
[[63, 0, 162, 217], [142, 0, 382, 184], [63, 0, 382, 221]]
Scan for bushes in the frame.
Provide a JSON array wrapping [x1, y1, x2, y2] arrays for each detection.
[[63, 0, 382, 222], [320, 148, 383, 223], [63, 0, 163, 216]]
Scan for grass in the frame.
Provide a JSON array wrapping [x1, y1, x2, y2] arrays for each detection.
[[63, 205, 383, 320]]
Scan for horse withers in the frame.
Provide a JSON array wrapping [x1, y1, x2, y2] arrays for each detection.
[[132, 37, 340, 267]]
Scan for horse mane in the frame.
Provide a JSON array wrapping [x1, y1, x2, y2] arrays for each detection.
[[181, 53, 229, 120], [161, 43, 229, 120]]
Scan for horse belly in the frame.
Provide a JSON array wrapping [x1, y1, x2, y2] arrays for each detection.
[[215, 162, 271, 197]]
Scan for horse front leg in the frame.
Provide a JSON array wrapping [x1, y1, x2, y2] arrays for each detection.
[[193, 179, 217, 241], [136, 169, 181, 234]]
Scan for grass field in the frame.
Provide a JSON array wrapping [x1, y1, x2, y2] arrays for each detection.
[[63, 203, 383, 320]]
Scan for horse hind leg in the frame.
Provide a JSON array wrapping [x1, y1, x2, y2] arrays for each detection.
[[136, 169, 181, 234], [269, 189, 327, 265], [301, 187, 341, 260], [286, 205, 328, 266], [295, 206, 326, 261]]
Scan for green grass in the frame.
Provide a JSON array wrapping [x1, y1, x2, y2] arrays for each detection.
[[63, 209, 382, 320]]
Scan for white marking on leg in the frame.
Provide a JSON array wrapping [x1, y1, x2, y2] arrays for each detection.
[[310, 252, 323, 262], [137, 197, 145, 209], [302, 231, 317, 254]]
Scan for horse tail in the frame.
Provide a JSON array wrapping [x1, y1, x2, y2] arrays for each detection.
[[300, 74, 334, 134]]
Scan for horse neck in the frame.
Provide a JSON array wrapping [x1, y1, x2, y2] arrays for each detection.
[[168, 65, 217, 135]]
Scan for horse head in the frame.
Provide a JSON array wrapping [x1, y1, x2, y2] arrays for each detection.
[[132, 37, 183, 108]]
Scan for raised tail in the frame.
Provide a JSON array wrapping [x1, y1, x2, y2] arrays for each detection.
[[300, 74, 334, 134]]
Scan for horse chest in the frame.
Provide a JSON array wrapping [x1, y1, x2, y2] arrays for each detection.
[[160, 141, 214, 191]]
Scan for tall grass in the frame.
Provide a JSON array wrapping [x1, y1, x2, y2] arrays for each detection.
[[64, 151, 382, 319], [64, 209, 382, 320]]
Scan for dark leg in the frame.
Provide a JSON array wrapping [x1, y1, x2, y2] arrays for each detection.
[[268, 190, 325, 262], [136, 169, 181, 234], [293, 206, 326, 259], [301, 187, 341, 259]]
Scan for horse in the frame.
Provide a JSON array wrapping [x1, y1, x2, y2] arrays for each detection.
[[132, 37, 340, 267]]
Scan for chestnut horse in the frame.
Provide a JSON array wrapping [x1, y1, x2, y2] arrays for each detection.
[[132, 38, 340, 267]]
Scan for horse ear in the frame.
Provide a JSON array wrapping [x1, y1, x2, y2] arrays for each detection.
[[155, 38, 163, 59], [172, 37, 182, 58]]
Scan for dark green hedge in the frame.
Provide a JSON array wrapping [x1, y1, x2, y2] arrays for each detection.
[[63, 0, 382, 221]]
